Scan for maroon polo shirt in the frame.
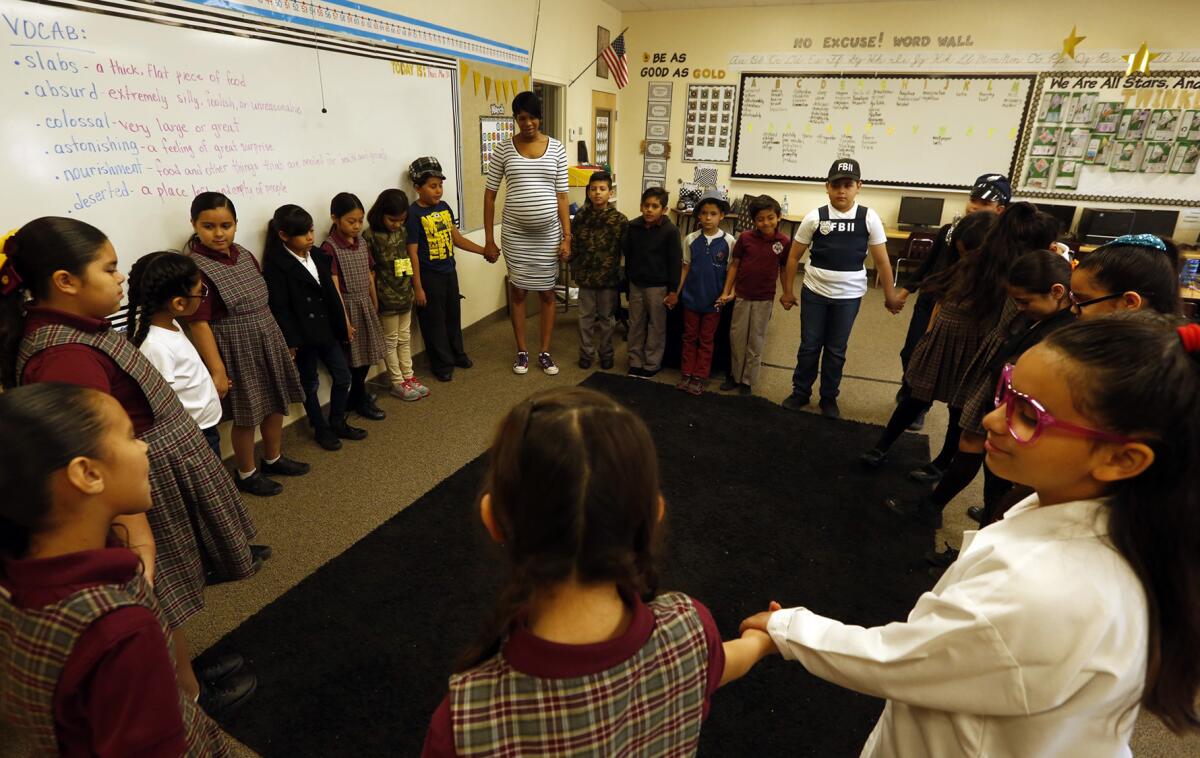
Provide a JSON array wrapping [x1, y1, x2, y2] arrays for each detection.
[[733, 229, 790, 301], [185, 239, 262, 323], [421, 595, 725, 757], [320, 230, 373, 295], [1, 548, 189, 757], [21, 306, 155, 435]]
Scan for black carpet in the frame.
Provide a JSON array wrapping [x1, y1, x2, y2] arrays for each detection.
[[214, 373, 936, 756]]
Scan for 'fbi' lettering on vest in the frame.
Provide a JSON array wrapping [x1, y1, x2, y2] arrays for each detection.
[[818, 220, 857, 234]]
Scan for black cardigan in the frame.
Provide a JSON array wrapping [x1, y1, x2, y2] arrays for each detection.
[[263, 246, 348, 348]]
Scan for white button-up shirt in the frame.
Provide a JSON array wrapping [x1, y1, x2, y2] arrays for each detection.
[[767, 495, 1147, 757]]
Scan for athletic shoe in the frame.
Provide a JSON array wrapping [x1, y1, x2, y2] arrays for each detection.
[[407, 377, 430, 397], [390, 381, 421, 402], [719, 377, 738, 391], [675, 374, 693, 392], [235, 470, 282, 497], [819, 398, 841, 419], [627, 366, 645, 378], [686, 376, 706, 396], [781, 392, 810, 411], [513, 352, 530, 375], [261, 456, 310, 477], [538, 352, 559, 375]]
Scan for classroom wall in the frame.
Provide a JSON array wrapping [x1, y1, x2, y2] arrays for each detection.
[[616, 0, 1200, 242]]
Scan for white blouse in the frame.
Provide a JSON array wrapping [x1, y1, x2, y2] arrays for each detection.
[[767, 495, 1147, 758]]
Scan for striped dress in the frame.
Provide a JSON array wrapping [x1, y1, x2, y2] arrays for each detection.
[[486, 136, 569, 291]]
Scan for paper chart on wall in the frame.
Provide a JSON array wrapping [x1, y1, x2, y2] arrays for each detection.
[[683, 84, 737, 163], [731, 73, 1033, 189], [1015, 72, 1200, 206], [480, 117, 515, 175]]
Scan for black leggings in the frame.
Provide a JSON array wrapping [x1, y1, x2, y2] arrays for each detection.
[[875, 399, 962, 471]]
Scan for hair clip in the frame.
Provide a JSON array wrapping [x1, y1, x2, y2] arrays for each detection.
[[1102, 233, 1167, 252], [1178, 323, 1200, 354], [0, 229, 23, 296]]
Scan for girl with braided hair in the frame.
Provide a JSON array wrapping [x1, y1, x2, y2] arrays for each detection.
[[127, 251, 224, 460]]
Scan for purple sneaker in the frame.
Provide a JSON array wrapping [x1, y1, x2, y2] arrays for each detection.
[[538, 352, 559, 376], [513, 352, 530, 375]]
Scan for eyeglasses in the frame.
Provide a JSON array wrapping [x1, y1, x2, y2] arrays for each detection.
[[1068, 291, 1122, 312], [185, 283, 209, 299], [993, 363, 1134, 445]]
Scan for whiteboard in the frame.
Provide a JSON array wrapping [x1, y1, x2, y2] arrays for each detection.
[[732, 73, 1034, 189], [0, 0, 461, 275], [1013, 71, 1200, 207]]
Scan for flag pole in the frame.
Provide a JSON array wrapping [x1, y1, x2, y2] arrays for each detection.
[[568, 27, 628, 88]]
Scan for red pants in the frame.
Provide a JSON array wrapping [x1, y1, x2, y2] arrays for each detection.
[[681, 309, 720, 378]]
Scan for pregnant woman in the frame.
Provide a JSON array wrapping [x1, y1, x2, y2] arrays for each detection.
[[484, 90, 571, 376]]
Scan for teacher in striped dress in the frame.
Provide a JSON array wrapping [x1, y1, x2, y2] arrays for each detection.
[[484, 90, 571, 376]]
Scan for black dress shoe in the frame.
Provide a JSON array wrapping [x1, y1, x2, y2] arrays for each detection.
[[924, 544, 960, 568], [454, 355, 473, 369], [332, 420, 368, 441], [627, 366, 645, 378], [434, 371, 453, 382], [261, 456, 310, 477], [205, 555, 264, 586], [250, 544, 272, 562], [235, 471, 282, 497], [719, 377, 738, 391], [908, 463, 944, 483], [884, 495, 943, 529], [781, 392, 810, 411], [908, 410, 927, 432], [314, 427, 342, 451], [819, 398, 841, 419], [192, 650, 244, 684], [599, 356, 614, 370], [860, 448, 888, 468], [966, 505, 985, 524], [578, 355, 593, 369], [355, 398, 386, 421], [198, 669, 258, 718], [738, 383, 752, 396]]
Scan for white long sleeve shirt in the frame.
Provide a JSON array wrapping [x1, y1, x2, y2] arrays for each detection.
[[767, 495, 1147, 758]]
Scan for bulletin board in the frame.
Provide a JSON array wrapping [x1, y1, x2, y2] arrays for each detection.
[[732, 73, 1035, 189], [1013, 71, 1200, 207], [683, 84, 737, 163], [457, 59, 529, 230]]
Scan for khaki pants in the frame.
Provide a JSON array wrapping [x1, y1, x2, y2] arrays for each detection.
[[627, 285, 667, 372], [577, 287, 618, 361], [729, 297, 774, 386], [380, 310, 413, 384]]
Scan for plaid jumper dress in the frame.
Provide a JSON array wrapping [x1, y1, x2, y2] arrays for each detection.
[[324, 234, 386, 368], [0, 571, 229, 755], [449, 592, 711, 757], [188, 241, 304, 427], [17, 325, 256, 628]]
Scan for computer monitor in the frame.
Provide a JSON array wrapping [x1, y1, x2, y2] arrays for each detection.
[[1131, 209, 1179, 239], [1078, 208, 1136, 246], [897, 196, 945, 229], [1032, 203, 1077, 235]]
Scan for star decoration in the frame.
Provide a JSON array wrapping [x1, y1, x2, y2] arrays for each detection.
[[1123, 42, 1160, 75], [1062, 26, 1086, 59]]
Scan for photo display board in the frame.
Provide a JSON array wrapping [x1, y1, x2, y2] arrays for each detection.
[[1014, 71, 1200, 206], [732, 73, 1034, 189]]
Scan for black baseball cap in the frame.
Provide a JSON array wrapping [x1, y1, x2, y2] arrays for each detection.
[[827, 158, 861, 182], [970, 173, 1011, 205], [408, 156, 446, 184]]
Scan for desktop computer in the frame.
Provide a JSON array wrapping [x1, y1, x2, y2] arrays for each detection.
[[1130, 209, 1180, 240], [1078, 208, 1136, 246], [897, 196, 945, 230]]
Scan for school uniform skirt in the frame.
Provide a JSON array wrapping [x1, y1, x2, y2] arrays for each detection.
[[954, 299, 1020, 434], [213, 308, 304, 427], [343, 290, 387, 368], [904, 300, 995, 404]]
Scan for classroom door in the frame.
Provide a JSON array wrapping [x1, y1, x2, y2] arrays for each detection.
[[592, 90, 616, 168]]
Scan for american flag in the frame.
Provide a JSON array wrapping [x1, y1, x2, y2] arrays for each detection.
[[601, 33, 628, 89]]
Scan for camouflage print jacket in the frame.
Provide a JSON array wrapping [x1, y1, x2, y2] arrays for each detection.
[[363, 226, 414, 314], [569, 205, 628, 289]]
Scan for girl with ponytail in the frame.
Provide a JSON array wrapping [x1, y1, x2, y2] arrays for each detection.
[[127, 251, 225, 459]]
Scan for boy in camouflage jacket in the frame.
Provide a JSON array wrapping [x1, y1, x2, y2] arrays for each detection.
[[569, 171, 627, 369]]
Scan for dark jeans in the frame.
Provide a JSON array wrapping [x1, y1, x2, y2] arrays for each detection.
[[201, 425, 222, 460], [415, 269, 465, 375], [792, 287, 862, 399], [296, 340, 351, 430]]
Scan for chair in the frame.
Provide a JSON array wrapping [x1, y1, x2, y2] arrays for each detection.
[[888, 232, 937, 287]]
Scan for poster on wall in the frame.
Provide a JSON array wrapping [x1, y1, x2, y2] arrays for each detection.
[[683, 84, 737, 164], [595, 115, 610, 165], [642, 81, 673, 192], [480, 117, 515, 176], [1015, 71, 1200, 206]]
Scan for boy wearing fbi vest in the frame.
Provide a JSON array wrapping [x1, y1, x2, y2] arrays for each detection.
[[780, 158, 902, 419]]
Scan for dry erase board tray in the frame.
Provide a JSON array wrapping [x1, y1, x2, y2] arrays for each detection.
[[1013, 71, 1200, 207], [731, 72, 1034, 190]]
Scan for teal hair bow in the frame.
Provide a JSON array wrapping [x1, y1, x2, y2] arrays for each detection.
[[1102, 233, 1167, 252]]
